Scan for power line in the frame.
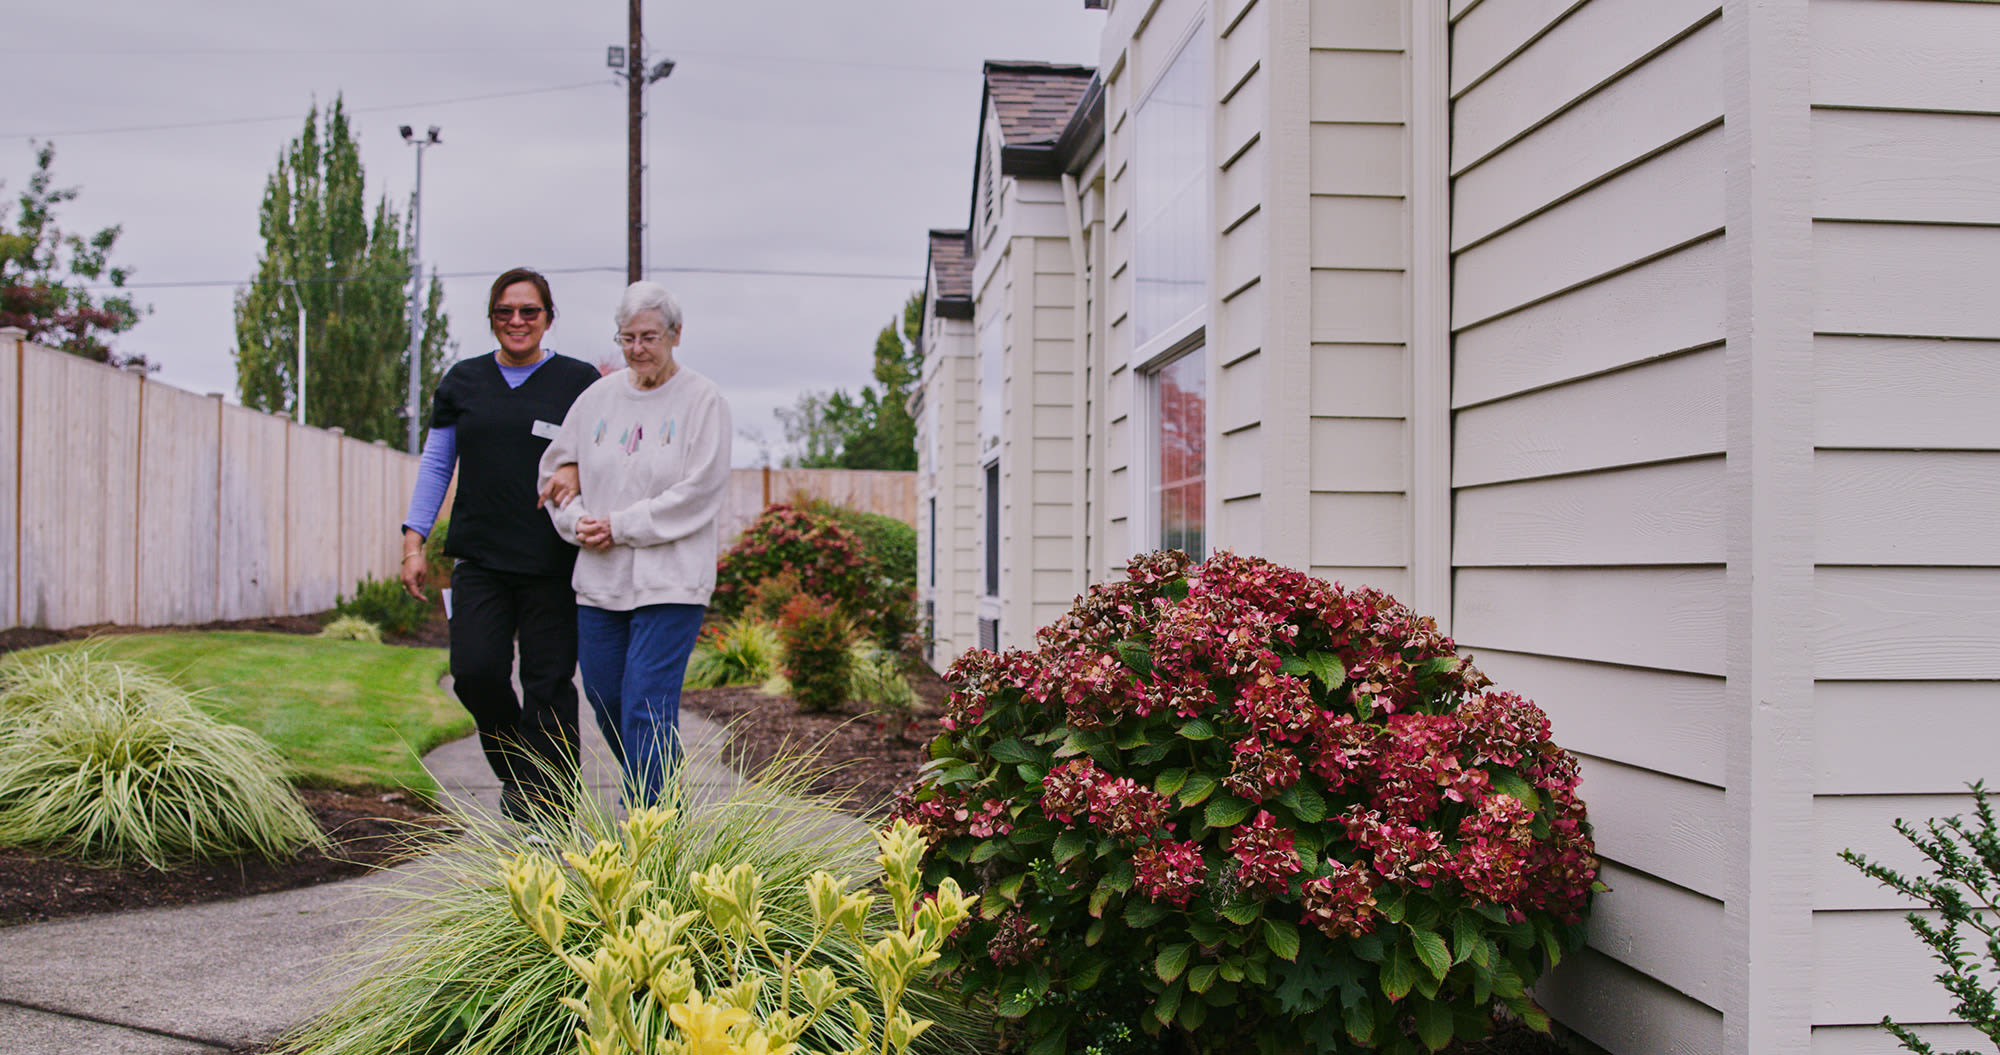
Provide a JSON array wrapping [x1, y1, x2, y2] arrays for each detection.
[[0, 44, 969, 76], [0, 79, 607, 140], [83, 263, 921, 292]]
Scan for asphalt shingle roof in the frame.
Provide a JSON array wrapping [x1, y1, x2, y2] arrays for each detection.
[[984, 61, 1094, 147], [927, 229, 973, 304]]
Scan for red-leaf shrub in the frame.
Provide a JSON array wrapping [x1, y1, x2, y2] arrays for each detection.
[[746, 568, 805, 625], [897, 550, 1598, 1055], [778, 593, 853, 714], [714, 504, 870, 626]]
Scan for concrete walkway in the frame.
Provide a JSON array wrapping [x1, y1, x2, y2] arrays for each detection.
[[0, 681, 747, 1054]]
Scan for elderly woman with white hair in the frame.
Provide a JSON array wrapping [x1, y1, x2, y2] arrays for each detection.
[[536, 281, 732, 806]]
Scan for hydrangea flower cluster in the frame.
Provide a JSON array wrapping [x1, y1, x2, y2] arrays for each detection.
[[900, 550, 1598, 1054]]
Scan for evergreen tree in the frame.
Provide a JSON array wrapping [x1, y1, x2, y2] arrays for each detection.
[[0, 142, 149, 366], [233, 97, 449, 444]]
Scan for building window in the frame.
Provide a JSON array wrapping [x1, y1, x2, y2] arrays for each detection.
[[928, 496, 937, 589], [1133, 24, 1209, 348], [984, 461, 1001, 597], [979, 312, 1002, 453], [1150, 347, 1206, 559]]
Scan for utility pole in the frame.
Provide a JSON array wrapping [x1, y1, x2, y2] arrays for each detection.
[[627, 0, 642, 284], [401, 124, 441, 454], [610, 4, 672, 285]]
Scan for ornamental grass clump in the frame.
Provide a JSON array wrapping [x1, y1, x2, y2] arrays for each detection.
[[504, 813, 974, 1055], [277, 755, 983, 1055], [319, 615, 384, 643], [896, 551, 1600, 1055], [0, 650, 325, 869], [686, 618, 784, 689]]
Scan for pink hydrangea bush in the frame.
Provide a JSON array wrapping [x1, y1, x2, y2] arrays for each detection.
[[711, 504, 870, 621], [895, 550, 1598, 1055]]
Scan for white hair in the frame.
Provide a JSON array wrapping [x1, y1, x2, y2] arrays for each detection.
[[616, 281, 682, 334]]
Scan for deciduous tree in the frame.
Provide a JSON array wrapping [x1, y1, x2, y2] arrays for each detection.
[[775, 291, 922, 470], [0, 142, 149, 366]]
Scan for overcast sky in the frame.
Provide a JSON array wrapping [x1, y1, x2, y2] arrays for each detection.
[[4, 2, 1102, 465]]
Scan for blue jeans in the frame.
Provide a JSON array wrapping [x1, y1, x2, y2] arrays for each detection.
[[575, 603, 705, 807]]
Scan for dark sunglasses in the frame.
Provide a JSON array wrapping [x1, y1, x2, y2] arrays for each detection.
[[490, 305, 547, 321]]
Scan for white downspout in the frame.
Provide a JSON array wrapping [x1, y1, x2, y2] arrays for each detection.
[[1061, 171, 1090, 596]]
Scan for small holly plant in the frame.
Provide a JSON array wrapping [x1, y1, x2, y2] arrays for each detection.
[[896, 551, 1600, 1055]]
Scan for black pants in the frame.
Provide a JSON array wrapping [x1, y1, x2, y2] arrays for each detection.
[[448, 560, 580, 821]]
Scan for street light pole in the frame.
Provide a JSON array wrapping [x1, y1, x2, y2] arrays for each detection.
[[401, 124, 441, 454], [609, 5, 672, 285]]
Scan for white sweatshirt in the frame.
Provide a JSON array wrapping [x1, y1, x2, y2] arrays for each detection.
[[537, 366, 733, 611]]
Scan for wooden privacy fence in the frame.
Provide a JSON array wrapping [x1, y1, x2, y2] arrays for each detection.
[[1, 330, 419, 631], [718, 467, 916, 548]]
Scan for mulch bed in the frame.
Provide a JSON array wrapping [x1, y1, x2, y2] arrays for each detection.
[[680, 654, 949, 817], [0, 787, 454, 928]]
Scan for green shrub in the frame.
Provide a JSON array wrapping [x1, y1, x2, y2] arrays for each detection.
[[1841, 782, 2000, 1054], [318, 615, 384, 643], [898, 551, 1599, 1055], [0, 650, 326, 868], [713, 505, 870, 626], [684, 618, 782, 689], [778, 594, 853, 715], [809, 499, 919, 646], [336, 575, 430, 637], [275, 756, 983, 1055]]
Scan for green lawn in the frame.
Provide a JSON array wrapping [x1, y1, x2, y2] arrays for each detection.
[[13, 632, 471, 797]]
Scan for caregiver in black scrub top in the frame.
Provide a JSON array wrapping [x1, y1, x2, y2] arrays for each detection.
[[398, 267, 601, 826]]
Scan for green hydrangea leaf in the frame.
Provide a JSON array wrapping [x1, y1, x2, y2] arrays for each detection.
[[1178, 773, 1219, 807], [1114, 638, 1154, 678], [1125, 898, 1169, 928], [1156, 942, 1192, 983], [1262, 917, 1302, 962], [1053, 829, 1087, 864], [1178, 717, 1218, 741], [987, 738, 1040, 765], [970, 839, 1005, 864], [1410, 927, 1451, 981], [1155, 767, 1190, 796], [1343, 996, 1376, 1044], [1380, 944, 1419, 1001], [1413, 997, 1453, 1052], [1221, 901, 1261, 926], [1276, 783, 1326, 824], [1187, 963, 1220, 993], [1206, 795, 1254, 829], [1071, 956, 1106, 991]]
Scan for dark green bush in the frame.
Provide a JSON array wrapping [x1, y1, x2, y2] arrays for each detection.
[[820, 502, 919, 646], [423, 515, 452, 584], [778, 593, 853, 714], [335, 575, 430, 637]]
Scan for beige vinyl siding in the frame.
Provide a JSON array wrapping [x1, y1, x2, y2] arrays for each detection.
[[1447, 0, 1728, 1049], [916, 308, 981, 672], [1304, 0, 1409, 596], [981, 210, 1079, 648], [1806, 0, 2000, 1049]]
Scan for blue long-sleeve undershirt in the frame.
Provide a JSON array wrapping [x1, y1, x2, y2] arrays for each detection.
[[400, 353, 555, 538]]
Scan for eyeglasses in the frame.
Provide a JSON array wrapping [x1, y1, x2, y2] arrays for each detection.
[[490, 305, 547, 321], [615, 331, 669, 348]]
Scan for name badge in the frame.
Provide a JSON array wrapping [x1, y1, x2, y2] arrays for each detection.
[[531, 420, 561, 440]]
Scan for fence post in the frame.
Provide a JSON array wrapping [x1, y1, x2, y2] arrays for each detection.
[[762, 464, 771, 508], [2, 327, 22, 632]]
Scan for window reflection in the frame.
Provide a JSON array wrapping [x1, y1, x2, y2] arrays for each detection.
[[1134, 27, 1209, 346], [1153, 349, 1206, 559]]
